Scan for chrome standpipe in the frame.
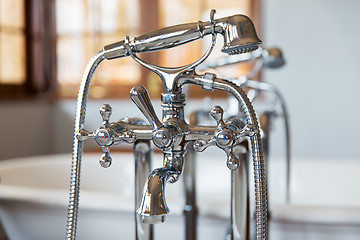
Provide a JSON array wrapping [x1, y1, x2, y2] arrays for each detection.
[[231, 144, 250, 240], [134, 138, 154, 239], [183, 111, 200, 240]]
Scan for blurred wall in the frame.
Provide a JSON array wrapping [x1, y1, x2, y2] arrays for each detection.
[[263, 0, 360, 160], [0, 101, 53, 160]]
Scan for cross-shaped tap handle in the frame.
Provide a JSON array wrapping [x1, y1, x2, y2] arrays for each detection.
[[76, 104, 135, 168], [194, 105, 257, 170], [194, 106, 238, 169]]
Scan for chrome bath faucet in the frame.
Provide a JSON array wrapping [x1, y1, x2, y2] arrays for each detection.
[[66, 10, 269, 240]]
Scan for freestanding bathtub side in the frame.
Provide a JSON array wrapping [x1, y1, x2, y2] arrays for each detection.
[[0, 153, 230, 240], [0, 152, 360, 240]]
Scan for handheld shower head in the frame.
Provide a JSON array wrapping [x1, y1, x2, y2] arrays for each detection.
[[220, 15, 262, 55], [103, 12, 261, 60]]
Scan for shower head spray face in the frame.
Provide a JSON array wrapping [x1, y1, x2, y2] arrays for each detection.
[[220, 15, 262, 55], [224, 44, 259, 55]]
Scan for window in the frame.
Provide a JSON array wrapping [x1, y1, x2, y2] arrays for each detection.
[[56, 0, 262, 99], [0, 0, 57, 99], [56, 0, 143, 98], [0, 0, 26, 97], [0, 0, 261, 99], [157, 0, 259, 98]]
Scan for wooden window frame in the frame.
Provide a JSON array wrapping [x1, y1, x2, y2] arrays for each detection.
[[0, 0, 262, 100], [0, 0, 57, 100]]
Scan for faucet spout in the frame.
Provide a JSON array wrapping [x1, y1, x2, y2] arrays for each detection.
[[136, 168, 174, 224], [137, 149, 185, 224]]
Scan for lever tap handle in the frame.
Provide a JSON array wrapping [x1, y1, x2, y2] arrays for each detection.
[[130, 85, 162, 130]]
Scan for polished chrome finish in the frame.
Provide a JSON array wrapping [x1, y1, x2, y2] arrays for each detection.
[[99, 148, 112, 168], [161, 92, 186, 104], [130, 86, 182, 149], [100, 104, 112, 123], [137, 168, 171, 223], [76, 129, 94, 141], [210, 79, 268, 240], [211, 106, 237, 170], [187, 111, 250, 240], [184, 142, 198, 240], [192, 43, 290, 208], [130, 86, 162, 130], [123, 17, 217, 93], [137, 149, 186, 223], [202, 72, 218, 91], [197, 47, 285, 71], [219, 14, 261, 55], [123, 12, 229, 225], [193, 105, 257, 171], [67, 9, 266, 240], [231, 144, 250, 240], [178, 72, 268, 240], [130, 86, 189, 222], [103, 14, 261, 60], [134, 141, 154, 240], [185, 126, 216, 141], [259, 112, 272, 169], [76, 104, 137, 168]]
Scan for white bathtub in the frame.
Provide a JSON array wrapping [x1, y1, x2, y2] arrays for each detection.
[[0, 152, 359, 240]]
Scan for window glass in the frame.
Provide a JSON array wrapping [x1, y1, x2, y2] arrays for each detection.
[[0, 0, 26, 85], [159, 0, 250, 78], [56, 0, 254, 98], [56, 0, 141, 98]]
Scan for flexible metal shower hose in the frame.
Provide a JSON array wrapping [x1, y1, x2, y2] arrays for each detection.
[[212, 78, 269, 240], [66, 50, 105, 240]]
